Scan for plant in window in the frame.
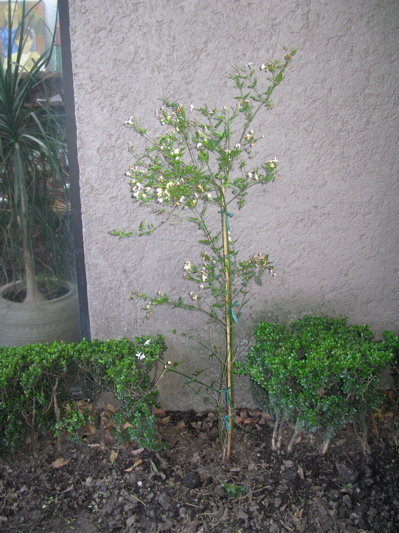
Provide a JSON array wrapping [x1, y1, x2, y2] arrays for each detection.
[[0, 0, 79, 347]]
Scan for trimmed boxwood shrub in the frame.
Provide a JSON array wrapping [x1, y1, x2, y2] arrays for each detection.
[[385, 330, 399, 395], [0, 335, 166, 455], [246, 316, 398, 454]]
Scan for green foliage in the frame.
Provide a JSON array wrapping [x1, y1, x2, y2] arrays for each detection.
[[246, 316, 397, 445], [115, 50, 297, 460], [222, 482, 246, 498], [53, 408, 94, 444], [384, 330, 399, 395], [0, 335, 166, 455]]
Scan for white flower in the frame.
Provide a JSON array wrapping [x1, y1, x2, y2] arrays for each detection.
[[189, 104, 195, 112], [246, 62, 254, 67], [234, 144, 241, 150], [245, 130, 255, 142], [260, 64, 266, 70], [183, 261, 192, 272], [144, 339, 151, 345], [267, 157, 278, 169], [206, 193, 212, 200], [125, 116, 134, 125], [136, 352, 145, 360]]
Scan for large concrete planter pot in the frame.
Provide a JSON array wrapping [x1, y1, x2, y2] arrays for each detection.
[[0, 281, 81, 347]]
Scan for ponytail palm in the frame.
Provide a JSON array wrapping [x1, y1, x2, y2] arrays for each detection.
[[0, 0, 71, 303]]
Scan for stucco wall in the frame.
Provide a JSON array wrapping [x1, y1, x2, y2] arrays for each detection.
[[67, 0, 399, 409]]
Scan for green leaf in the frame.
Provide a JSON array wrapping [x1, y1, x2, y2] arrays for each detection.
[[222, 483, 246, 498], [150, 459, 159, 473]]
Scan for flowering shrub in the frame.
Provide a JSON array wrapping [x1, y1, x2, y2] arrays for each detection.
[[245, 316, 398, 454], [0, 336, 166, 455], [113, 49, 297, 460]]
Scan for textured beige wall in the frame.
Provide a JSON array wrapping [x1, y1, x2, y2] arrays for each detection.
[[68, 0, 399, 408]]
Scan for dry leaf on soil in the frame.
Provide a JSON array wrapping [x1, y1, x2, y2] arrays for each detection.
[[106, 403, 116, 413], [85, 423, 97, 435], [126, 515, 136, 527], [51, 457, 70, 469], [110, 450, 118, 464], [124, 459, 142, 472], [131, 447, 144, 456]]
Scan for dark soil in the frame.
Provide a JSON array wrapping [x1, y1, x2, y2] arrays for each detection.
[[1, 407, 398, 533]]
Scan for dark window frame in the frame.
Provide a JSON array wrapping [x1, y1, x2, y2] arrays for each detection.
[[58, 0, 90, 341]]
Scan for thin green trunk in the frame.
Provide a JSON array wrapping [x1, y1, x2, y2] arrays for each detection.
[[221, 187, 234, 461]]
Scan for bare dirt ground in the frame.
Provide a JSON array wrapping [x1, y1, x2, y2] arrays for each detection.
[[1, 406, 398, 533]]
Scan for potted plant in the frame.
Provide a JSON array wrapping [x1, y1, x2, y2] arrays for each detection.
[[0, 0, 80, 347]]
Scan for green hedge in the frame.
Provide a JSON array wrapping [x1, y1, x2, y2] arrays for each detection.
[[245, 316, 398, 453], [385, 330, 399, 395], [0, 335, 166, 455]]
